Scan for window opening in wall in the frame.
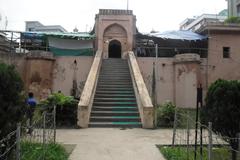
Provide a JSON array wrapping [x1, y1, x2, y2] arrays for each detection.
[[237, 4, 240, 16], [223, 47, 230, 58]]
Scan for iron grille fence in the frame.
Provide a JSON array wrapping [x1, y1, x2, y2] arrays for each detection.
[[0, 106, 56, 160]]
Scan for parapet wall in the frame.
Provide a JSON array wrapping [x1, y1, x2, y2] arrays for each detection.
[[99, 9, 133, 15]]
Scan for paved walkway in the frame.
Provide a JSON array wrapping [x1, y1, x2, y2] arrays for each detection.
[[56, 128, 173, 160]]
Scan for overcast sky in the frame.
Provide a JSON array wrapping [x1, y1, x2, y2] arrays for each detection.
[[0, 0, 227, 33]]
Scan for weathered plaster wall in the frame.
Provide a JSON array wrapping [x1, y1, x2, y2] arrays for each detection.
[[0, 53, 26, 81], [137, 55, 201, 108], [174, 63, 200, 108], [25, 57, 55, 100], [207, 33, 240, 85], [137, 57, 175, 105], [0, 52, 94, 100], [52, 56, 94, 97]]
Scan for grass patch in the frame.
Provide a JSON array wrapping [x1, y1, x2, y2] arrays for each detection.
[[159, 146, 231, 160], [21, 142, 68, 160]]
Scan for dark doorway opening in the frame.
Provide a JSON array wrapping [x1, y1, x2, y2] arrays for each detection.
[[109, 40, 121, 58]]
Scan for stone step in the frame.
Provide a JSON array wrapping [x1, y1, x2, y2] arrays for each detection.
[[98, 79, 131, 81], [100, 73, 130, 75], [99, 72, 130, 75], [94, 94, 135, 98], [98, 78, 132, 84], [97, 84, 133, 88], [89, 58, 141, 128], [94, 97, 136, 102], [96, 87, 133, 90], [92, 106, 138, 111], [100, 72, 130, 75], [95, 90, 134, 93], [101, 69, 129, 71], [93, 101, 137, 106], [90, 116, 141, 122], [91, 111, 139, 116], [102, 62, 128, 65], [98, 79, 132, 82], [103, 58, 127, 60], [101, 70, 129, 72], [98, 81, 132, 84], [101, 67, 129, 70], [103, 61, 127, 63], [96, 88, 133, 91], [98, 75, 131, 78], [89, 122, 142, 128]]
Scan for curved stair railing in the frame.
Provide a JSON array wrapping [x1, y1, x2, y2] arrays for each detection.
[[78, 50, 103, 128], [127, 51, 154, 128]]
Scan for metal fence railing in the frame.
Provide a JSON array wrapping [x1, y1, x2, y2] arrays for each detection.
[[0, 106, 56, 160], [135, 46, 208, 58], [172, 110, 240, 160]]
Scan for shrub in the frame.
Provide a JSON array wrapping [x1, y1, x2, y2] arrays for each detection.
[[201, 79, 240, 160], [39, 93, 78, 127], [156, 102, 176, 127], [224, 16, 240, 24], [0, 63, 25, 138]]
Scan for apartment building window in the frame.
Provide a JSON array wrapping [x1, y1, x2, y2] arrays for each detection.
[[223, 47, 230, 58], [237, 4, 240, 16]]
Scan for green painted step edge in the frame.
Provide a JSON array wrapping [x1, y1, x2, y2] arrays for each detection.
[[96, 91, 133, 92], [94, 98, 136, 100], [92, 111, 138, 113], [93, 106, 137, 108], [112, 122, 142, 125], [112, 116, 140, 119], [91, 116, 140, 119], [94, 102, 137, 104]]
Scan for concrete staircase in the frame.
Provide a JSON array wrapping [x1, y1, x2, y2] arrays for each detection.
[[89, 58, 142, 128]]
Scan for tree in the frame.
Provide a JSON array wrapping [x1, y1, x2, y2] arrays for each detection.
[[201, 79, 240, 160], [0, 62, 25, 139]]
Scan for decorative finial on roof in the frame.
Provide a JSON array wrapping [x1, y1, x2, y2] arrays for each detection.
[[73, 26, 78, 33]]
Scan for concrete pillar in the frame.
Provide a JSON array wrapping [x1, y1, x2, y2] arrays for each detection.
[[173, 54, 201, 108], [24, 51, 55, 100]]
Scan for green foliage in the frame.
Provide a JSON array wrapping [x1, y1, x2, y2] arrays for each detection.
[[201, 79, 240, 160], [224, 16, 240, 24], [21, 142, 68, 160], [156, 102, 176, 127], [0, 63, 25, 138], [177, 108, 196, 129], [39, 93, 78, 127], [159, 146, 230, 160]]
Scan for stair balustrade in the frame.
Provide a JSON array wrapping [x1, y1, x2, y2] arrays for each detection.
[[127, 51, 154, 128], [78, 50, 103, 128]]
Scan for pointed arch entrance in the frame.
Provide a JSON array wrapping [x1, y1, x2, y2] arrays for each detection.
[[108, 40, 122, 58]]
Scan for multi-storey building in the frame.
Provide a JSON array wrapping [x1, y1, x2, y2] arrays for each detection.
[[227, 0, 240, 17], [25, 21, 67, 32]]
